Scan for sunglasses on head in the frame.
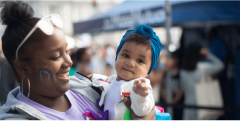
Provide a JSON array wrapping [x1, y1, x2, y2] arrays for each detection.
[[15, 14, 64, 59]]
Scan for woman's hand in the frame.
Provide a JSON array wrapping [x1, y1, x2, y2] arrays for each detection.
[[200, 48, 209, 56], [123, 97, 156, 120], [87, 74, 93, 79]]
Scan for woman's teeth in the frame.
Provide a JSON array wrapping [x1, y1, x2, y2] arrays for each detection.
[[57, 72, 69, 77]]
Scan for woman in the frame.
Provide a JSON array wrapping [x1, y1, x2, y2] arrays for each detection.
[[159, 50, 184, 120], [0, 1, 155, 120], [76, 47, 92, 76], [180, 42, 224, 120]]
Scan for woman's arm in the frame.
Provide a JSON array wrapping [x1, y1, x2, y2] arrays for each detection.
[[200, 48, 224, 74], [172, 88, 183, 104]]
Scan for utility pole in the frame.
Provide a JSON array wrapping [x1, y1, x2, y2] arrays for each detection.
[[165, 0, 173, 118]]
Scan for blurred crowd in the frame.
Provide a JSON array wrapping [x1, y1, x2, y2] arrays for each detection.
[[68, 43, 117, 77]]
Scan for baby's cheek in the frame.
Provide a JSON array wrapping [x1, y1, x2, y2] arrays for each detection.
[[140, 67, 149, 77]]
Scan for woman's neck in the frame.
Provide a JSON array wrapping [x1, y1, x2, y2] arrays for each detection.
[[29, 93, 71, 112]]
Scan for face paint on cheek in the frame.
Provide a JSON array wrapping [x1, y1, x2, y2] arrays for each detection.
[[38, 69, 52, 82]]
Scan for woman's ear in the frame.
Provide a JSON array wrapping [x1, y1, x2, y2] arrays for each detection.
[[14, 59, 28, 76]]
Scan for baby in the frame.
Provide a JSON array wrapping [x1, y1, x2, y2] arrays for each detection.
[[89, 24, 163, 120]]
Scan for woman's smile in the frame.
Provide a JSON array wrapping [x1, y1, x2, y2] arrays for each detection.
[[56, 72, 70, 81]]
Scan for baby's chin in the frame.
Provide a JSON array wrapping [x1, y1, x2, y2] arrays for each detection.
[[117, 75, 138, 81]]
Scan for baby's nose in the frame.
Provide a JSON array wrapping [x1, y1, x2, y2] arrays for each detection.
[[126, 60, 135, 67]]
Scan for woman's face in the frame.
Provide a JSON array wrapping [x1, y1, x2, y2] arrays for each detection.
[[26, 28, 72, 98]]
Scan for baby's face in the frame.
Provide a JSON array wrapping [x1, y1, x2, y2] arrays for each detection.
[[115, 41, 152, 81]]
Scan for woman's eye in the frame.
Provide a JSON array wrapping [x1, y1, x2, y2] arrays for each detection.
[[137, 59, 144, 63], [123, 54, 129, 58], [52, 56, 60, 60]]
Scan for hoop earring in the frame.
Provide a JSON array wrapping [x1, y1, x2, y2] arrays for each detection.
[[21, 76, 30, 98]]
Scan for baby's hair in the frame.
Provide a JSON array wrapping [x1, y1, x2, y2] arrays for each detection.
[[123, 31, 151, 50], [0, 1, 45, 80]]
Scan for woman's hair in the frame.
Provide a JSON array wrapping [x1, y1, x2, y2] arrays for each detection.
[[76, 47, 87, 62], [171, 49, 179, 60], [182, 42, 203, 71], [1, 1, 44, 73], [70, 51, 77, 61], [170, 49, 180, 67], [70, 51, 78, 67]]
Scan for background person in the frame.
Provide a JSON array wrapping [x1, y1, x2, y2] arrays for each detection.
[[159, 49, 184, 120], [180, 42, 224, 120], [104, 44, 116, 76], [69, 51, 78, 76], [76, 47, 92, 76]]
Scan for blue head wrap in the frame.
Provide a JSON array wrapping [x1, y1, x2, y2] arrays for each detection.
[[115, 24, 162, 74]]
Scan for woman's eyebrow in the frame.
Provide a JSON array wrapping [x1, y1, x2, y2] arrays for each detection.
[[50, 47, 61, 53], [50, 43, 68, 53]]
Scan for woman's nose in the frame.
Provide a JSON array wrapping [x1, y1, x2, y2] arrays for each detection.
[[62, 54, 73, 68]]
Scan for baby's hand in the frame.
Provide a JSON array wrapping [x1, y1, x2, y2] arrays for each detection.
[[133, 78, 149, 97]]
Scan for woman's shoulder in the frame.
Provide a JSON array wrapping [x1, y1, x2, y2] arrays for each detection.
[[197, 62, 212, 70], [0, 87, 46, 120], [0, 114, 33, 121], [69, 72, 102, 106]]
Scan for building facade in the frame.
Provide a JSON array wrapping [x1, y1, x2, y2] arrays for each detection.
[[0, 0, 123, 37]]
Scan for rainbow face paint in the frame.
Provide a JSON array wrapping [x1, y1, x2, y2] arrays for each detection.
[[38, 69, 52, 81]]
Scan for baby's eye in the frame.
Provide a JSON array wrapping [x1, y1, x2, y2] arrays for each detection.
[[137, 59, 144, 63], [66, 50, 70, 54], [123, 54, 129, 58]]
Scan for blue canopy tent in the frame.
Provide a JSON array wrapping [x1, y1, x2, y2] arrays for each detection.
[[73, 1, 240, 34]]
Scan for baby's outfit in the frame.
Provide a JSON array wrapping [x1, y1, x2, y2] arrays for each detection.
[[92, 74, 154, 120]]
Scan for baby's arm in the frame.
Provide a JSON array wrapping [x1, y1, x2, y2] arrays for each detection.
[[131, 78, 155, 116]]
